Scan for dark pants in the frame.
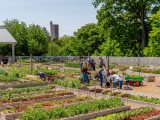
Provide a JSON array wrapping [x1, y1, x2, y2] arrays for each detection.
[[82, 72, 89, 83], [92, 66, 95, 71], [99, 73, 103, 87], [106, 82, 110, 87], [113, 79, 123, 89]]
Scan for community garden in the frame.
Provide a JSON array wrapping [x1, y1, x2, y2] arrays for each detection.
[[0, 57, 160, 120]]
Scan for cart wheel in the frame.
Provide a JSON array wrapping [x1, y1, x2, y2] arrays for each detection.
[[135, 81, 139, 86], [126, 81, 129, 85], [139, 82, 143, 86], [129, 81, 133, 86]]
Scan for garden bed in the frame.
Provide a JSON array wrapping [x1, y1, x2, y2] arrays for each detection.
[[0, 85, 54, 96], [0, 81, 48, 89], [146, 115, 160, 120], [62, 106, 130, 120], [20, 98, 125, 120], [0, 96, 91, 120], [93, 107, 160, 120], [101, 90, 160, 105], [0, 91, 75, 106]]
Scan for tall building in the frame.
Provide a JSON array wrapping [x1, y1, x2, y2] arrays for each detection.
[[50, 21, 59, 39]]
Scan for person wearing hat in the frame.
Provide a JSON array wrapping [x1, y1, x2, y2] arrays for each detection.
[[99, 57, 104, 68]]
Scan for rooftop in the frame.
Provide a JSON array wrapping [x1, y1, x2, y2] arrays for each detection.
[[0, 27, 16, 44]]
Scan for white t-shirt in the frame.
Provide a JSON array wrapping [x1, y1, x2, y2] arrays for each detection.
[[102, 69, 107, 76], [112, 74, 121, 80]]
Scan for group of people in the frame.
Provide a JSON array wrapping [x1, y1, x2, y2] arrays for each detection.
[[80, 59, 96, 71], [80, 57, 123, 89], [98, 64, 123, 89]]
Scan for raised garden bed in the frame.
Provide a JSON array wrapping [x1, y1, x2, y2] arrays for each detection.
[[0, 81, 48, 89], [0, 91, 75, 106], [93, 107, 160, 120], [146, 115, 160, 120], [101, 90, 160, 105], [20, 98, 125, 120], [0, 96, 91, 120], [0, 85, 54, 96], [62, 106, 130, 120], [89, 88, 103, 93]]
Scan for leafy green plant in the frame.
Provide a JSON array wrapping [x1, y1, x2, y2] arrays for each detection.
[[93, 107, 155, 120], [65, 62, 80, 68], [54, 78, 81, 89], [0, 69, 7, 76], [107, 91, 160, 104], [20, 98, 124, 120], [20, 108, 49, 120], [0, 85, 53, 100], [0, 76, 18, 82]]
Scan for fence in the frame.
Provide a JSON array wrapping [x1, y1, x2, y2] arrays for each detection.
[[13, 56, 160, 67]]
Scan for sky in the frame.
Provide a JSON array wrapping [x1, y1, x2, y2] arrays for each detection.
[[0, 0, 98, 36]]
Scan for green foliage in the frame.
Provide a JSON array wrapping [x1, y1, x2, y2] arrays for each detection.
[[133, 67, 160, 74], [74, 23, 102, 55], [37, 68, 58, 76], [107, 91, 160, 104], [4, 19, 29, 55], [0, 85, 52, 100], [65, 62, 80, 68], [92, 0, 159, 56], [1, 1, 160, 56], [47, 35, 78, 56], [128, 95, 160, 104], [3, 19, 49, 56], [0, 85, 52, 98], [28, 24, 49, 55], [20, 98, 124, 120], [0, 69, 7, 76], [93, 107, 154, 120], [0, 76, 18, 82], [20, 108, 49, 120], [54, 78, 81, 89], [0, 44, 11, 56], [144, 10, 160, 56]]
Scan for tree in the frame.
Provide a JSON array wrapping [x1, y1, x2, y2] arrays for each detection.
[[94, 30, 123, 56], [58, 36, 78, 56], [144, 10, 160, 56], [92, 0, 160, 56], [4, 19, 29, 55], [0, 44, 11, 56], [47, 42, 60, 56], [27, 24, 49, 56], [47, 35, 78, 56], [74, 23, 102, 56]]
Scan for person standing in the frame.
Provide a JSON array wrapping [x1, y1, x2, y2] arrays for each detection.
[[80, 60, 83, 69], [88, 59, 92, 71], [99, 57, 104, 68], [81, 62, 90, 84], [98, 65, 107, 87], [91, 59, 96, 71]]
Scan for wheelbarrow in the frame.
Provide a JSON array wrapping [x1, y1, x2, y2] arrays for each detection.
[[125, 76, 144, 86]]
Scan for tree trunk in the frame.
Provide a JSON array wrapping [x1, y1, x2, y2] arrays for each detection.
[[141, 2, 146, 48], [30, 54, 33, 71]]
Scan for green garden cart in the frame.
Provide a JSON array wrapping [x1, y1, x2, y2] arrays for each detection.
[[125, 76, 144, 86]]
